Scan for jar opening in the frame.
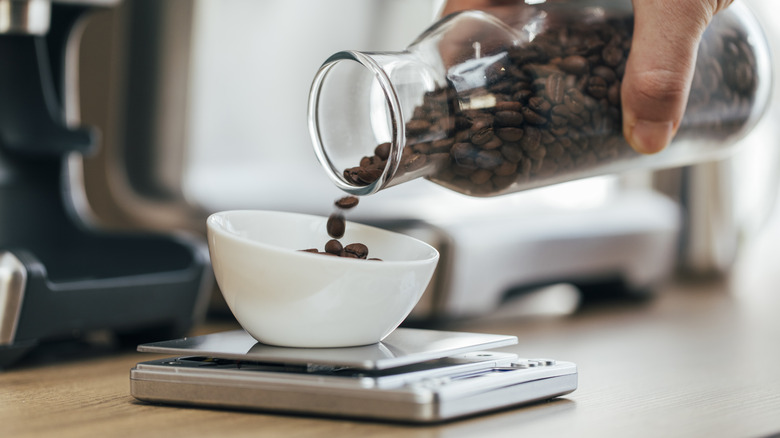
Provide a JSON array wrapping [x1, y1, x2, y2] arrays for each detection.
[[308, 51, 404, 196]]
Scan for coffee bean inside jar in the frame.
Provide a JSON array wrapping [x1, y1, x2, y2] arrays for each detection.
[[330, 11, 761, 197]]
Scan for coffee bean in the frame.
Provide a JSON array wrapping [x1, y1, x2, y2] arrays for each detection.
[[470, 169, 493, 185], [602, 43, 624, 67], [470, 127, 494, 145], [431, 138, 455, 152], [528, 96, 552, 114], [559, 55, 589, 75], [494, 160, 518, 176], [564, 89, 586, 114], [586, 76, 608, 99], [497, 127, 524, 142], [608, 83, 621, 106], [451, 142, 476, 161], [326, 214, 345, 239], [495, 101, 523, 112], [374, 142, 391, 160], [335, 196, 359, 209], [357, 167, 383, 184], [344, 243, 369, 259], [413, 142, 432, 154], [475, 150, 504, 170], [495, 111, 524, 126], [522, 107, 548, 125], [592, 66, 617, 84], [501, 143, 524, 163], [406, 119, 431, 134], [546, 73, 566, 104], [520, 126, 542, 152], [325, 239, 343, 255], [482, 136, 504, 150]]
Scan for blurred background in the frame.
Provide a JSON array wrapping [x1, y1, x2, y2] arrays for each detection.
[[1, 0, 779, 366], [75, 0, 780, 320]]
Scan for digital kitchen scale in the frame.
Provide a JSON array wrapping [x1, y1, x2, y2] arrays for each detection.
[[130, 329, 577, 423]]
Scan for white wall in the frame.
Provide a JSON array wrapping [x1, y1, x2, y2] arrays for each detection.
[[183, 0, 442, 212]]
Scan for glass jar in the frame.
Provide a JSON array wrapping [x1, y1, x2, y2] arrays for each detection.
[[308, 1, 771, 197]]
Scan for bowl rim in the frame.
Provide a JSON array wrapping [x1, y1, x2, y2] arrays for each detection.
[[206, 209, 439, 266]]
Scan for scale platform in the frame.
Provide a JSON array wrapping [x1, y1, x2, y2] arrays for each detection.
[[130, 328, 577, 423]]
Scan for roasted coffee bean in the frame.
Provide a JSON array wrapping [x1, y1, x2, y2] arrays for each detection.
[[501, 143, 524, 163], [564, 89, 586, 114], [357, 167, 383, 184], [520, 126, 542, 152], [431, 138, 455, 152], [344, 243, 369, 259], [470, 127, 494, 145], [359, 156, 375, 168], [586, 76, 608, 99], [451, 142, 476, 161], [326, 213, 345, 239], [406, 119, 431, 134], [470, 169, 493, 185], [300, 248, 319, 253], [528, 96, 552, 114], [559, 55, 589, 75], [546, 73, 566, 104], [592, 66, 617, 84], [608, 83, 621, 106], [495, 101, 523, 112], [374, 142, 391, 160], [325, 239, 343, 255], [413, 142, 432, 154], [521, 107, 548, 125], [335, 196, 359, 209], [482, 136, 504, 150], [475, 150, 504, 170], [496, 127, 524, 142], [602, 42, 624, 67], [494, 160, 518, 176], [495, 111, 524, 126]]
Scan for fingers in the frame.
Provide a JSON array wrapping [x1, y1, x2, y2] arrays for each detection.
[[622, 0, 720, 154]]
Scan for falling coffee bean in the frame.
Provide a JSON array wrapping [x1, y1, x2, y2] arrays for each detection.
[[335, 196, 359, 209], [326, 213, 345, 239], [301, 196, 382, 261]]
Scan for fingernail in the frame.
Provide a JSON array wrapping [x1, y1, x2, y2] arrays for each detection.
[[628, 119, 674, 154]]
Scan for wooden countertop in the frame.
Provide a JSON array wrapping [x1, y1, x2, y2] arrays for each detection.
[[4, 222, 780, 437]]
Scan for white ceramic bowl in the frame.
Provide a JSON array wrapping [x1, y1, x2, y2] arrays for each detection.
[[206, 210, 439, 347]]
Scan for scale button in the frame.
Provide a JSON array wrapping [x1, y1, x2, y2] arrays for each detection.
[[532, 358, 556, 366], [512, 360, 538, 368]]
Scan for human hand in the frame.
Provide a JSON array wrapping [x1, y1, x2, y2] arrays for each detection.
[[622, 0, 734, 154]]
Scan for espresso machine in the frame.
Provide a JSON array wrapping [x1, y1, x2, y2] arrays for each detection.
[[0, 0, 212, 368]]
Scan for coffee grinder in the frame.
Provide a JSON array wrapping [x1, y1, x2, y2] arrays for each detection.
[[0, 0, 212, 368]]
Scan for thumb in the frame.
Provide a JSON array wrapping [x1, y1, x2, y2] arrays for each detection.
[[622, 0, 718, 154]]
